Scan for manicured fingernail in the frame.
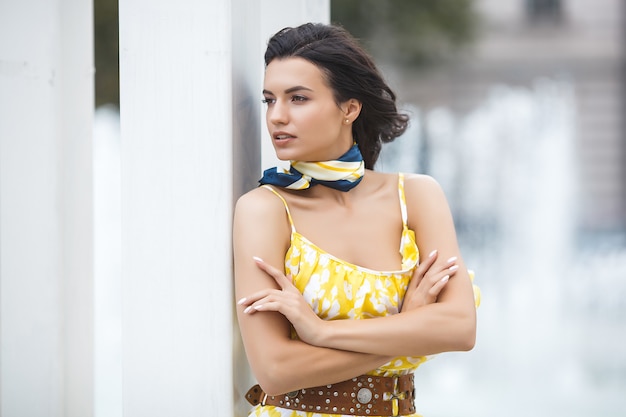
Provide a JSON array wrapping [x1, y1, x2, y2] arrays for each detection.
[[429, 250, 437, 258], [449, 265, 459, 272], [447, 256, 457, 263], [237, 297, 247, 305], [243, 306, 252, 313], [253, 256, 263, 262], [441, 275, 450, 283]]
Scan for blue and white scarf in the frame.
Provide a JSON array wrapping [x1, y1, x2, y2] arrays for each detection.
[[259, 144, 364, 192]]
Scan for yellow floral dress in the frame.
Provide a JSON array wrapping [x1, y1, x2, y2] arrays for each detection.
[[252, 174, 479, 417]]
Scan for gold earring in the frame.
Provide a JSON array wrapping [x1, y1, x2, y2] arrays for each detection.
[[345, 119, 350, 124]]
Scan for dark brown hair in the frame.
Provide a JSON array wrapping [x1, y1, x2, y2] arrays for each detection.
[[265, 23, 409, 169]]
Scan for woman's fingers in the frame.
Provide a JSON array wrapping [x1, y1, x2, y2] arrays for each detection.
[[238, 256, 297, 314], [419, 259, 458, 291], [401, 253, 461, 312], [424, 249, 439, 268], [408, 250, 456, 291], [242, 294, 285, 314], [238, 288, 295, 312], [420, 250, 439, 271], [244, 294, 299, 315], [406, 250, 436, 294], [428, 274, 450, 298], [252, 256, 294, 291], [237, 260, 323, 345], [237, 288, 277, 309]]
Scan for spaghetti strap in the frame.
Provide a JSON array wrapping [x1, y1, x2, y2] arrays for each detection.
[[398, 173, 408, 228], [260, 185, 296, 234]]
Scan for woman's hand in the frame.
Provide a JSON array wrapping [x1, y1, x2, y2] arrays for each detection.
[[401, 250, 459, 313], [238, 257, 324, 346]]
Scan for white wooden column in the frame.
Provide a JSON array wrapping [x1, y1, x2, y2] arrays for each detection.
[[119, 1, 328, 416], [119, 1, 234, 415], [0, 0, 94, 416]]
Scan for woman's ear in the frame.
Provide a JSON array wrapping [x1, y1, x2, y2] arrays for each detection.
[[342, 99, 362, 123]]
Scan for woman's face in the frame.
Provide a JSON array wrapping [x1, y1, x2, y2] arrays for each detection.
[[262, 57, 353, 162]]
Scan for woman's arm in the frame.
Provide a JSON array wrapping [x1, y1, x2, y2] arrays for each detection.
[[241, 176, 476, 357], [234, 189, 392, 396]]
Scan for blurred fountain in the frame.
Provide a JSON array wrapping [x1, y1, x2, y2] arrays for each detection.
[[379, 78, 626, 416]]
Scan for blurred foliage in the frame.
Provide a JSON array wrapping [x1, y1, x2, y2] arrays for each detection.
[[94, 0, 119, 108], [331, 0, 479, 67]]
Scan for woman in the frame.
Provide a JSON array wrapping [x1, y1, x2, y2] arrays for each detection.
[[234, 23, 478, 417]]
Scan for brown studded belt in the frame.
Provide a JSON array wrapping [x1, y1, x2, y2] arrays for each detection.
[[245, 373, 416, 416]]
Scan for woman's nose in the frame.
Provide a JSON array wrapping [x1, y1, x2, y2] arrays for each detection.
[[268, 100, 288, 125]]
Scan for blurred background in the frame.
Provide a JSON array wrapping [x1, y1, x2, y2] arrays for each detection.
[[94, 0, 626, 416]]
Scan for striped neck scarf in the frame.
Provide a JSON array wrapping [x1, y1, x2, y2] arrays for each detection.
[[258, 144, 364, 192]]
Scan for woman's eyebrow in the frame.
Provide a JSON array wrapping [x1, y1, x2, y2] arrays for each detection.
[[262, 86, 314, 95], [284, 86, 313, 94]]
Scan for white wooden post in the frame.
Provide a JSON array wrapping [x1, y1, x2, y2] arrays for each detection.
[[119, 1, 328, 416], [119, 1, 235, 415], [0, 0, 94, 416]]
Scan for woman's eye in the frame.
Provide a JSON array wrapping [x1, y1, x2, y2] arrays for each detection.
[[291, 95, 308, 102], [261, 97, 275, 105]]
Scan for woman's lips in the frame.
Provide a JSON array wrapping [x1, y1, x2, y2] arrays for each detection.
[[273, 132, 296, 145], [273, 131, 296, 140]]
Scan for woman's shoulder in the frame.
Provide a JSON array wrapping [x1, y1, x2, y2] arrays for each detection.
[[234, 186, 293, 246], [233, 187, 294, 269], [402, 173, 451, 215], [234, 186, 289, 223], [403, 173, 442, 192], [236, 185, 284, 210]]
